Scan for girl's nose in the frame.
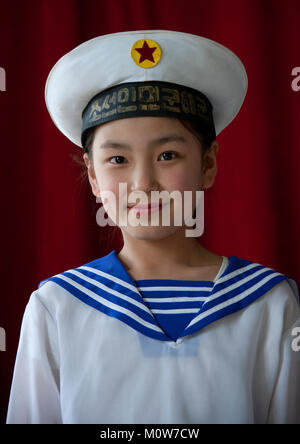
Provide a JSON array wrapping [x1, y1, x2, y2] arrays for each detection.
[[129, 164, 159, 193]]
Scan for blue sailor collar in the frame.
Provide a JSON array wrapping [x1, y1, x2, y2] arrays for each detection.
[[39, 250, 289, 343]]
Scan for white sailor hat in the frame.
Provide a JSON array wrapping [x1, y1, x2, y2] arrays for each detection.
[[45, 30, 248, 149]]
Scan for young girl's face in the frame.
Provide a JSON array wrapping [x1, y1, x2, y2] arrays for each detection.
[[83, 116, 218, 241]]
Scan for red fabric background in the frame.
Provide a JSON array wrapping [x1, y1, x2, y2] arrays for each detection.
[[1, 0, 300, 423]]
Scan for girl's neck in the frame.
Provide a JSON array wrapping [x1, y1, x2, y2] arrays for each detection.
[[117, 239, 223, 281]]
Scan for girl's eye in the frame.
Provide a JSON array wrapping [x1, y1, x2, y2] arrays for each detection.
[[108, 156, 127, 164], [158, 151, 177, 161], [108, 152, 178, 164]]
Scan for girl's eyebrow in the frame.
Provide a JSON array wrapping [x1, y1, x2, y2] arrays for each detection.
[[99, 134, 187, 150]]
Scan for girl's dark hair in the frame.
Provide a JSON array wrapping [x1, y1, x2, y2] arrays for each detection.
[[82, 118, 215, 163]]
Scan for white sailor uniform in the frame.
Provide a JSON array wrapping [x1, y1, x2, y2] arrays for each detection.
[[6, 251, 300, 424]]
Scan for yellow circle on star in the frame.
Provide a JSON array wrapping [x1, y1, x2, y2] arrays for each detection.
[[131, 38, 162, 69]]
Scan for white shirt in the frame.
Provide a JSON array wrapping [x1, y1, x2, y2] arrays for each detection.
[[6, 251, 300, 424]]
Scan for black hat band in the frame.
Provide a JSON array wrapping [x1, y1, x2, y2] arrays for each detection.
[[81, 81, 216, 148]]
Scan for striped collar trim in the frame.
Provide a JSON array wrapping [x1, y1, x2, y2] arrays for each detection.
[[39, 250, 288, 343]]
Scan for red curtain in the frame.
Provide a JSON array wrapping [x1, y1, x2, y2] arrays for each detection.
[[1, 0, 300, 422]]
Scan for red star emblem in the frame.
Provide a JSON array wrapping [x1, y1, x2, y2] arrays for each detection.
[[134, 40, 157, 64]]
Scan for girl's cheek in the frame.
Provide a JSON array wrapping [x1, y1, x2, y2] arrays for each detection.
[[166, 173, 200, 192]]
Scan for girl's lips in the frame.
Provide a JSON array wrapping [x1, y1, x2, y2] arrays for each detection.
[[128, 203, 161, 209], [127, 202, 163, 213]]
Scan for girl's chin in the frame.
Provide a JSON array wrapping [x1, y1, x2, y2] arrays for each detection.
[[119, 225, 185, 241]]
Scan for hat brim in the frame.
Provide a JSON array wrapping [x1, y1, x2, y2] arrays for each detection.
[[45, 30, 248, 148]]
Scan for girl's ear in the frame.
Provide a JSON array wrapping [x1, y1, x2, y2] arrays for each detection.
[[83, 153, 101, 197], [202, 141, 219, 190]]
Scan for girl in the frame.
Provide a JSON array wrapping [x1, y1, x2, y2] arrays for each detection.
[[6, 30, 300, 424]]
